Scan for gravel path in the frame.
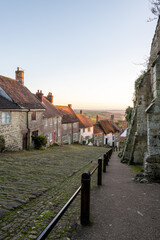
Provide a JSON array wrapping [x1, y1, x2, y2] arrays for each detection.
[[73, 152, 160, 240]]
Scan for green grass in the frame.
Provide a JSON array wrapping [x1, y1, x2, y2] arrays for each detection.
[[129, 165, 143, 172]]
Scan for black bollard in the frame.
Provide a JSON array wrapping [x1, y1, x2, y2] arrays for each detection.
[[81, 171, 90, 226], [103, 154, 106, 173], [97, 158, 102, 186]]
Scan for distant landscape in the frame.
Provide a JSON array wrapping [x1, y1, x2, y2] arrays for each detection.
[[74, 109, 127, 129]]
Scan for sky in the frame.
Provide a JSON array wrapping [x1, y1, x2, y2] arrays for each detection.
[[0, 0, 158, 110]]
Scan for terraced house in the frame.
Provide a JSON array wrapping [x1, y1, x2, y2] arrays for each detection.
[[35, 90, 62, 146], [0, 68, 45, 150], [56, 104, 79, 144], [76, 110, 93, 144], [95, 115, 120, 147]]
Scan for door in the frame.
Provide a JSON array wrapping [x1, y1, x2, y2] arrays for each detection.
[[23, 133, 27, 150]]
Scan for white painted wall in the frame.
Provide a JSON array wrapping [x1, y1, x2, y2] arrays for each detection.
[[80, 127, 93, 143]]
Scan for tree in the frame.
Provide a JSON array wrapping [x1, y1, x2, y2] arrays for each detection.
[[148, 0, 160, 21], [151, 0, 160, 16], [125, 106, 133, 123]]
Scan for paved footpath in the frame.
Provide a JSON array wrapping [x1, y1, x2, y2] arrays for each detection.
[[72, 152, 160, 240]]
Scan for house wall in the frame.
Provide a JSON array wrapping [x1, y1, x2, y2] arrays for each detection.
[[61, 122, 79, 144], [27, 111, 44, 147], [94, 133, 104, 146], [104, 132, 119, 147], [0, 111, 26, 150], [79, 127, 93, 143], [43, 116, 62, 146]]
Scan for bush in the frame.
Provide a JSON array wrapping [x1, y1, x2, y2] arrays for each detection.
[[33, 135, 47, 149], [0, 135, 5, 152]]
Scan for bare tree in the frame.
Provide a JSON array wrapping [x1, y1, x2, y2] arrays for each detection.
[[150, 0, 160, 16], [148, 0, 160, 21]]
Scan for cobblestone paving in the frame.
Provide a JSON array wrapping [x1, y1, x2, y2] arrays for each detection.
[[0, 145, 108, 239]]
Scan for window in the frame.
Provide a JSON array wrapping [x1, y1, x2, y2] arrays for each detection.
[[88, 127, 91, 132], [1, 112, 11, 125], [73, 133, 78, 140], [62, 135, 68, 142], [58, 117, 61, 123], [58, 128, 61, 137], [73, 123, 77, 128], [50, 118, 53, 125], [50, 133, 52, 142], [45, 119, 48, 126], [31, 112, 36, 121], [63, 124, 67, 130], [83, 128, 85, 133], [54, 118, 57, 124], [32, 131, 38, 138]]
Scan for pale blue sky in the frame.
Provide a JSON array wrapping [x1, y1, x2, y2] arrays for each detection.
[[0, 0, 157, 109]]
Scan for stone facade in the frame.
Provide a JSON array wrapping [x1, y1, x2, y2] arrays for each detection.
[[93, 133, 104, 146], [61, 122, 79, 144], [0, 111, 26, 150], [123, 17, 160, 178], [0, 110, 45, 150], [44, 116, 62, 146]]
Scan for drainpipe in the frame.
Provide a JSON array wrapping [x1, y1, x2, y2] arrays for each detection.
[[57, 117, 58, 143], [27, 110, 30, 148]]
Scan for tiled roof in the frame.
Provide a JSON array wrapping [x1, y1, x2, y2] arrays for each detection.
[[76, 114, 93, 128], [0, 95, 21, 109], [0, 75, 44, 110], [56, 106, 79, 123], [41, 97, 62, 118], [99, 119, 120, 134], [94, 124, 104, 135]]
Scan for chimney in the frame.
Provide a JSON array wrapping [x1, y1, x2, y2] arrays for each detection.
[[47, 92, 53, 103], [80, 110, 83, 114], [96, 115, 100, 123], [15, 67, 24, 85], [36, 90, 44, 102], [68, 104, 72, 108], [110, 115, 114, 121]]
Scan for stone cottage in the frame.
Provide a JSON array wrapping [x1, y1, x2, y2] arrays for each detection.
[[93, 123, 104, 146], [76, 110, 93, 144], [0, 68, 45, 150], [122, 17, 160, 178], [56, 104, 79, 144], [95, 115, 120, 147], [35, 90, 62, 146]]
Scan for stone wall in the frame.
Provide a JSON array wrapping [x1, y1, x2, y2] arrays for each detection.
[[123, 17, 160, 178], [0, 111, 26, 150]]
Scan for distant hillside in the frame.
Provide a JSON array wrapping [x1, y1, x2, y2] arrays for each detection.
[[74, 109, 126, 124]]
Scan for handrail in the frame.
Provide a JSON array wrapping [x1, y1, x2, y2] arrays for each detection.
[[37, 186, 81, 240], [37, 148, 112, 240], [90, 164, 99, 176]]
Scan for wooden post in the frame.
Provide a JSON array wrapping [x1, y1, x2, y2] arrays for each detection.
[[97, 158, 102, 185], [103, 154, 106, 173], [81, 171, 90, 225]]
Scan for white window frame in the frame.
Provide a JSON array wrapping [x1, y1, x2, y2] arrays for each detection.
[[50, 118, 53, 125], [73, 122, 77, 128], [63, 124, 67, 130], [50, 133, 52, 142], [54, 118, 57, 124], [44, 119, 48, 126], [1, 112, 11, 125]]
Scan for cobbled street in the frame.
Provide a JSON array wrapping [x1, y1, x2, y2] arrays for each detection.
[[0, 145, 108, 240]]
